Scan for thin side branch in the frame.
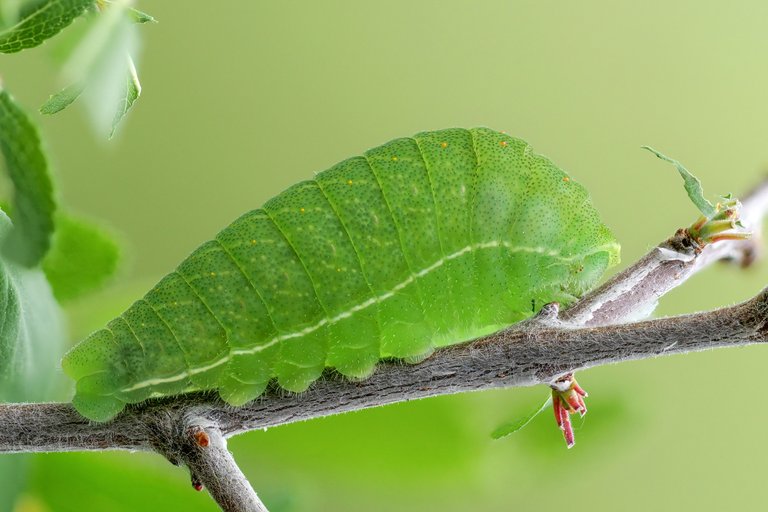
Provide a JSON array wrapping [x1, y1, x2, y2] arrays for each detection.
[[561, 177, 768, 327], [174, 417, 268, 512], [1, 177, 767, 512]]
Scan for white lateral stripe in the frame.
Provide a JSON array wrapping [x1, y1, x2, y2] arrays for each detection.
[[120, 241, 618, 393]]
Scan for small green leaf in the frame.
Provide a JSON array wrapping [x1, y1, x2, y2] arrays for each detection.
[[42, 213, 120, 302], [642, 146, 717, 218], [0, 0, 93, 53], [492, 396, 552, 440], [110, 53, 140, 138], [127, 6, 155, 24], [0, 87, 56, 267], [39, 81, 85, 115], [98, 0, 156, 24]]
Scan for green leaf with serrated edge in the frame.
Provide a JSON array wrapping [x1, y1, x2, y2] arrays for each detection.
[[492, 396, 552, 439], [42, 213, 120, 302], [109, 53, 140, 138], [62, 128, 620, 422], [39, 81, 85, 115], [0, 87, 56, 267], [63, 0, 139, 137], [0, 209, 67, 509], [0, 0, 93, 53], [642, 146, 717, 218]]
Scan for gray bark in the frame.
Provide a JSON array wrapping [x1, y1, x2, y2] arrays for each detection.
[[1, 288, 766, 451]]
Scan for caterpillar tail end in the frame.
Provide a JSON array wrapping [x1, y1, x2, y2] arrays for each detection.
[[62, 329, 126, 421], [550, 373, 588, 449]]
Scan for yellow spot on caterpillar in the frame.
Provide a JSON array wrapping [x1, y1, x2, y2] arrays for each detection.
[[563, 176, 570, 182], [500, 140, 508, 147], [391, 156, 398, 161], [250, 239, 257, 245], [300, 208, 306, 213], [440, 142, 448, 148], [347, 179, 353, 185], [336, 268, 342, 272], [210, 272, 216, 277]]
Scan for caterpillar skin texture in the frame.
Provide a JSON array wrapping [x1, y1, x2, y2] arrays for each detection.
[[63, 128, 620, 421]]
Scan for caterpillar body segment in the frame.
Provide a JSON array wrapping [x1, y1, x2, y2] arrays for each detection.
[[63, 127, 620, 421], [315, 157, 433, 360]]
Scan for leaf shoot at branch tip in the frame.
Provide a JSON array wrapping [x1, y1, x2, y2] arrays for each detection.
[[641, 146, 750, 245]]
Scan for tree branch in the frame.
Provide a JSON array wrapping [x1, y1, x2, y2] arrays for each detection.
[[560, 177, 768, 327], [3, 287, 767, 450], [174, 418, 268, 512], [2, 177, 768, 511]]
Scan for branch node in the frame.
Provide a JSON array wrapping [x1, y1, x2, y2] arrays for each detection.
[[664, 228, 701, 257]]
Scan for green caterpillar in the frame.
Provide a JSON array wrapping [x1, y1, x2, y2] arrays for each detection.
[[63, 127, 620, 421]]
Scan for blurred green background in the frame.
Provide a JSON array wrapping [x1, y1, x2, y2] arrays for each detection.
[[3, 1, 768, 510]]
